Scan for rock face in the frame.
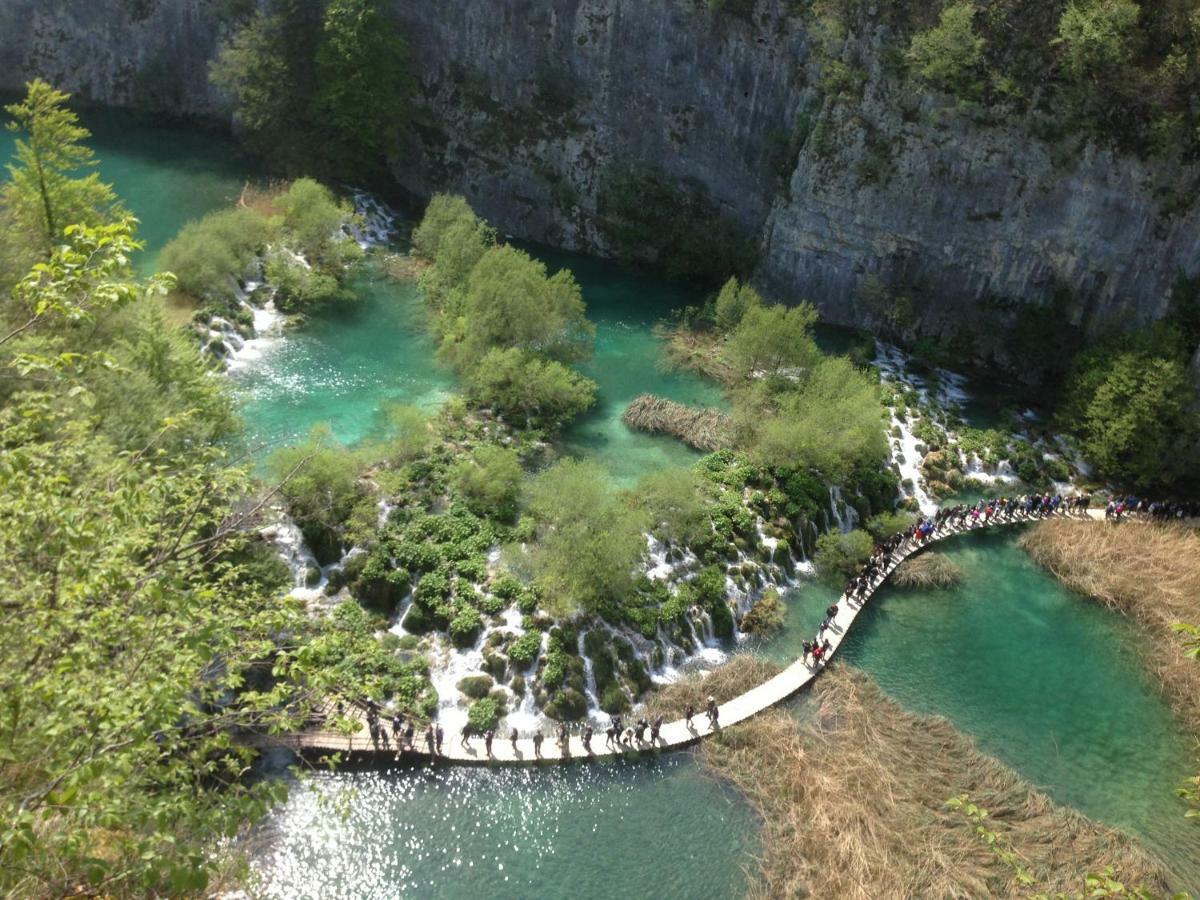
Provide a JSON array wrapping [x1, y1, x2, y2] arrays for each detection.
[[0, 0, 227, 117], [1, 0, 1197, 361]]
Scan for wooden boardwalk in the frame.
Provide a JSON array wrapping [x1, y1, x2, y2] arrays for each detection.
[[258, 508, 1112, 766]]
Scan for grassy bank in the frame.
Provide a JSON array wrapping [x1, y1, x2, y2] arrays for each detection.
[[1020, 520, 1200, 738], [648, 661, 1177, 897]]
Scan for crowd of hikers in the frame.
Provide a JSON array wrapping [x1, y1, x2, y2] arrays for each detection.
[[345, 491, 1196, 758]]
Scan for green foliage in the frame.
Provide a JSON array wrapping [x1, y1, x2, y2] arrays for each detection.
[[713, 275, 764, 332], [267, 425, 368, 564], [443, 244, 594, 370], [633, 466, 713, 549], [266, 252, 356, 314], [457, 674, 494, 699], [380, 402, 432, 464], [3, 80, 124, 257], [1059, 344, 1198, 490], [211, 0, 415, 175], [813, 528, 874, 581], [467, 696, 502, 731], [159, 207, 274, 304], [411, 194, 480, 260], [522, 459, 649, 617], [466, 347, 597, 427], [733, 357, 887, 479], [451, 443, 523, 520], [507, 630, 543, 668], [314, 0, 418, 174], [449, 604, 483, 647], [864, 509, 917, 540], [726, 302, 820, 379], [1056, 0, 1141, 81], [906, 2, 985, 98], [278, 178, 357, 263]]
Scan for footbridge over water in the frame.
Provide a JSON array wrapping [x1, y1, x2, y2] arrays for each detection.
[[260, 508, 1118, 766]]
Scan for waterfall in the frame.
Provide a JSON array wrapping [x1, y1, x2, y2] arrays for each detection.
[[828, 486, 860, 533]]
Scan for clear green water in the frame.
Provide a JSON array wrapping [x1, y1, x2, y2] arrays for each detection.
[[768, 530, 1200, 887], [8, 112, 1197, 894], [257, 756, 757, 899]]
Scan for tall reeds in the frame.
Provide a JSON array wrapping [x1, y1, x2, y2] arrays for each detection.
[[622, 393, 732, 451]]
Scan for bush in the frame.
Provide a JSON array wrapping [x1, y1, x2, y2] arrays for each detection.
[[814, 529, 874, 581], [277, 177, 354, 264], [451, 444, 524, 520], [865, 510, 917, 541], [449, 605, 482, 648], [507, 630, 542, 668], [467, 696, 502, 731], [466, 347, 597, 427], [266, 252, 356, 314], [159, 207, 274, 304], [545, 687, 587, 721], [601, 682, 630, 714], [456, 674, 494, 699]]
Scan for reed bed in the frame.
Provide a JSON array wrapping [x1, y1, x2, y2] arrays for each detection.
[[1020, 519, 1200, 736], [694, 666, 1176, 899], [657, 325, 736, 385], [622, 393, 732, 451], [892, 551, 963, 589], [640, 655, 782, 724]]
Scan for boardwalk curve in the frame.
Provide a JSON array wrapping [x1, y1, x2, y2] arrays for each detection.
[[261, 508, 1112, 766]]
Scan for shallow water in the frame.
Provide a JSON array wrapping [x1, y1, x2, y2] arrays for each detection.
[[769, 529, 1200, 887], [255, 756, 757, 900], [9, 112, 1197, 895]]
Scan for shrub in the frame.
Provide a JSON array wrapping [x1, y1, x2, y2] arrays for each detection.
[[159, 207, 273, 304], [467, 696, 501, 731], [601, 683, 630, 714], [449, 605, 482, 647], [451, 444, 523, 520], [457, 674, 494, 699], [507, 631, 542, 668], [545, 687, 587, 721]]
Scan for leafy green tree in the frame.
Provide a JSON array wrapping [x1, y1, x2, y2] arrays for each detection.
[[1057, 0, 1141, 82], [906, 2, 986, 97], [2, 80, 123, 256], [633, 467, 713, 548], [411, 194, 480, 260], [159, 207, 274, 304], [726, 301, 820, 380], [268, 425, 368, 563], [314, 0, 417, 173], [813, 528, 874, 581], [713, 276, 763, 332], [465, 347, 597, 426], [452, 444, 524, 520], [1060, 348, 1197, 489], [734, 356, 887, 477], [380, 402, 432, 463], [277, 177, 359, 266], [444, 245, 595, 370], [522, 459, 648, 616]]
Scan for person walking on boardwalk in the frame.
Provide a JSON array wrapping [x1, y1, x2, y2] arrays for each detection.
[[435, 724, 444, 755], [424, 724, 435, 755], [802, 639, 814, 666], [636, 718, 649, 743], [706, 696, 719, 727], [651, 715, 664, 744], [484, 729, 494, 757], [582, 724, 593, 752], [404, 722, 415, 751], [557, 722, 569, 750], [460, 723, 472, 749], [510, 727, 519, 752], [533, 729, 544, 758], [605, 721, 618, 748], [685, 704, 696, 728], [392, 713, 404, 744]]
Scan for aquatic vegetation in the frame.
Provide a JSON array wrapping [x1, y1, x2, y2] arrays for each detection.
[[892, 551, 963, 589], [699, 667, 1177, 899], [740, 587, 787, 635], [622, 393, 731, 451]]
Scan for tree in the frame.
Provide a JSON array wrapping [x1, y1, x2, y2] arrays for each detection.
[[445, 245, 595, 370], [726, 301, 820, 379], [522, 459, 648, 616], [813, 528, 874, 581], [633, 467, 713, 549], [277, 177, 357, 266], [1064, 350, 1196, 489], [906, 2, 986, 97], [159, 207, 274, 304], [713, 276, 763, 332], [314, 0, 418, 173], [381, 402, 431, 463], [3, 80, 123, 256], [465, 347, 597, 426], [411, 194, 479, 260], [452, 444, 524, 520], [1057, 0, 1141, 82]]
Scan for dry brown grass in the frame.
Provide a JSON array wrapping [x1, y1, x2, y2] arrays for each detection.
[[640, 655, 782, 723], [658, 324, 736, 385], [236, 180, 288, 218], [381, 253, 431, 281], [1020, 520, 1200, 736], [622, 393, 732, 451], [694, 666, 1177, 899], [893, 551, 963, 589]]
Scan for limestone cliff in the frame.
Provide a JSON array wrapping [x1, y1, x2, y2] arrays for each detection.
[[1, 0, 1197, 370]]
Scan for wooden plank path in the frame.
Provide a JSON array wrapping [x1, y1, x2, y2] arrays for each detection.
[[256, 508, 1116, 767]]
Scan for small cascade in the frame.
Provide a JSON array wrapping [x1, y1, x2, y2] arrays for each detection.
[[347, 190, 398, 249], [577, 631, 604, 721], [828, 486, 859, 533]]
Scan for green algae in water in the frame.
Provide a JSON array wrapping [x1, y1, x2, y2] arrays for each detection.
[[769, 529, 1200, 889], [256, 756, 757, 899]]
